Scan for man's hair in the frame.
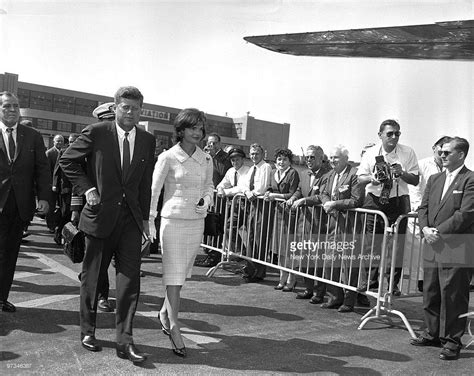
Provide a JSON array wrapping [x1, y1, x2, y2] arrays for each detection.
[[306, 145, 325, 158], [449, 137, 469, 157], [173, 108, 207, 143], [249, 143, 264, 154], [379, 119, 400, 133], [114, 86, 144, 107], [0, 91, 18, 105], [331, 144, 349, 158], [433, 136, 451, 148], [207, 132, 221, 142], [274, 148, 294, 163]]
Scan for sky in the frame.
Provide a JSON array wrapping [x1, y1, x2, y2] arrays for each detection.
[[1, 0, 473, 166]]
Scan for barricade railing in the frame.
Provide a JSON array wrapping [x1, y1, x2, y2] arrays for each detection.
[[201, 194, 425, 338], [360, 213, 424, 338]]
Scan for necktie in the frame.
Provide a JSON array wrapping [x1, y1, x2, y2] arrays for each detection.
[[441, 172, 452, 200], [233, 170, 238, 187], [6, 128, 15, 162], [249, 166, 256, 191], [122, 132, 130, 179], [332, 173, 340, 197]]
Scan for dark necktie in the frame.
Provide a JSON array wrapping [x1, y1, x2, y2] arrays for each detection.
[[332, 173, 340, 199], [234, 170, 238, 187], [122, 132, 130, 179], [249, 166, 256, 191], [6, 128, 15, 162]]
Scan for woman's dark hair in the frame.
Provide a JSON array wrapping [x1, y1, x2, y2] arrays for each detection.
[[274, 148, 294, 164], [173, 108, 207, 143]]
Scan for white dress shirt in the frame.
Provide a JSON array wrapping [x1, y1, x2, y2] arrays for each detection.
[[216, 165, 250, 196]]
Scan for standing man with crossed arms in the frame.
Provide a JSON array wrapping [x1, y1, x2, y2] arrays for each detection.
[[60, 87, 155, 363]]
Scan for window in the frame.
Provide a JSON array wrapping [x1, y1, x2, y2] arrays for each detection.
[[30, 91, 53, 111], [53, 95, 75, 114], [17, 88, 30, 108], [57, 121, 73, 132], [37, 119, 53, 130], [75, 98, 98, 117]]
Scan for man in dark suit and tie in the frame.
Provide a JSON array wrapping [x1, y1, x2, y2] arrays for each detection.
[[0, 91, 51, 313], [45, 134, 64, 232], [411, 136, 474, 361], [60, 87, 156, 363], [287, 144, 332, 303]]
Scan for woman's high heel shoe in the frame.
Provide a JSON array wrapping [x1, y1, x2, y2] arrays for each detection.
[[169, 329, 186, 358], [158, 314, 170, 337], [282, 281, 297, 292]]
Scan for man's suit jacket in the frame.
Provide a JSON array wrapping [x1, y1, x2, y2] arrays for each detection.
[[0, 124, 51, 221], [212, 149, 232, 187], [46, 146, 60, 177], [294, 164, 332, 205], [418, 166, 474, 265], [59, 121, 156, 239], [320, 165, 364, 236]]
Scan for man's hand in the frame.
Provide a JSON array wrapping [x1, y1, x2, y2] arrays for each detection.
[[285, 198, 295, 207], [422, 226, 440, 244], [371, 172, 381, 186], [37, 200, 49, 215], [322, 201, 337, 213], [86, 188, 100, 206], [71, 210, 80, 226], [263, 192, 275, 201], [217, 188, 225, 197], [291, 198, 306, 210]]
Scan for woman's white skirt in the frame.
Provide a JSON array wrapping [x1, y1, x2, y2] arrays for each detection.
[[160, 218, 204, 286]]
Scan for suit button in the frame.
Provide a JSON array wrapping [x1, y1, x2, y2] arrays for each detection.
[[118, 202, 122, 206]]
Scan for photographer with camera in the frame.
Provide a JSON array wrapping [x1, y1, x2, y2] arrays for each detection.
[[357, 119, 419, 296]]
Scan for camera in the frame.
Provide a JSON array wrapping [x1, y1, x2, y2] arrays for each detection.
[[374, 156, 393, 205]]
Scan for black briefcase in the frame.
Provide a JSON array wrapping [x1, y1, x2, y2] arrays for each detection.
[[62, 222, 85, 263]]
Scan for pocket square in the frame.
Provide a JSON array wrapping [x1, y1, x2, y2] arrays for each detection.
[[453, 190, 463, 194]]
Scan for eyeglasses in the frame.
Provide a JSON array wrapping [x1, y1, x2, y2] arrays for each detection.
[[438, 150, 453, 157], [305, 156, 316, 160], [386, 131, 401, 138]]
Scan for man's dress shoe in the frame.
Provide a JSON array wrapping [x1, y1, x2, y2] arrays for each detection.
[[309, 295, 324, 304], [337, 304, 354, 313], [116, 343, 147, 363], [97, 299, 113, 312], [81, 336, 102, 352], [296, 290, 313, 299], [439, 347, 460, 361], [321, 299, 343, 309], [410, 336, 441, 347], [356, 294, 370, 307], [1, 300, 16, 312]]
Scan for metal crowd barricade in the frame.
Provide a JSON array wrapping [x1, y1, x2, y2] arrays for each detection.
[[360, 213, 424, 338], [202, 194, 425, 338]]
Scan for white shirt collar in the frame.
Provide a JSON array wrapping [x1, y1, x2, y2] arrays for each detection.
[[115, 122, 136, 137]]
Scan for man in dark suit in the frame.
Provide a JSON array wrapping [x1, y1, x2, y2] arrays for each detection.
[[411, 136, 474, 361], [0, 91, 51, 312], [45, 134, 64, 232], [287, 144, 332, 303], [318, 145, 366, 312], [60, 87, 156, 364]]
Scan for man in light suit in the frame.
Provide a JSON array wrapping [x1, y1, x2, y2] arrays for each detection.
[[318, 145, 365, 312], [287, 145, 332, 303], [60, 87, 156, 363], [0, 91, 51, 312], [411, 137, 474, 361], [45, 134, 64, 232]]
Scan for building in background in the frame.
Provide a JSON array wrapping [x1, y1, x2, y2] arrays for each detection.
[[1, 72, 290, 160]]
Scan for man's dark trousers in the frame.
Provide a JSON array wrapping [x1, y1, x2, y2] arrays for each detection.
[[80, 203, 141, 344]]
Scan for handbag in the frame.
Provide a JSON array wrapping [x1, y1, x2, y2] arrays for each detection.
[[61, 222, 85, 263], [204, 210, 224, 237]]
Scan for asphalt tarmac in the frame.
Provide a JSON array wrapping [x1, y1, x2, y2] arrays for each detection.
[[1, 217, 473, 375]]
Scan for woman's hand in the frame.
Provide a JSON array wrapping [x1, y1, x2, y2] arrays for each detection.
[[195, 196, 211, 214], [149, 215, 157, 241]]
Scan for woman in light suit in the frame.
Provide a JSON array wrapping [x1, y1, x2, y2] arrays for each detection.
[[149, 108, 213, 357]]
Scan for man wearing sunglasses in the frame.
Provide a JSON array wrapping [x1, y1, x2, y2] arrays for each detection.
[[412, 137, 474, 361], [357, 119, 419, 296]]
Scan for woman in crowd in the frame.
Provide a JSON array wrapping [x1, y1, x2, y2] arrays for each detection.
[[149, 108, 213, 357], [263, 148, 300, 291]]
